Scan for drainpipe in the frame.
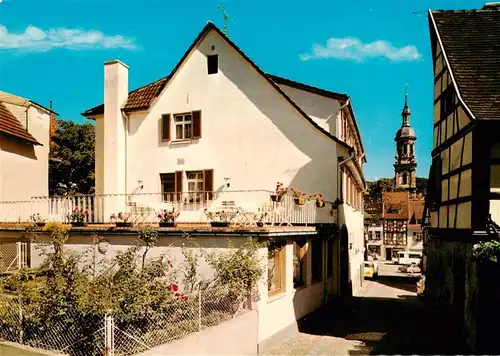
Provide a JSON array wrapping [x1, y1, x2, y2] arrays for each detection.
[[124, 111, 129, 201], [336, 150, 356, 297]]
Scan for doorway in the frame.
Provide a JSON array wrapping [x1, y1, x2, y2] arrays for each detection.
[[385, 248, 392, 261]]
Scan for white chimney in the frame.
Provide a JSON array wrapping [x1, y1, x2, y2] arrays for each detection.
[[102, 60, 128, 199]]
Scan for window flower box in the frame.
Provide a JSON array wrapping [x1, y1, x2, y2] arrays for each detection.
[[110, 212, 136, 228], [71, 221, 87, 228], [30, 213, 46, 228], [158, 209, 179, 228], [312, 193, 325, 208], [291, 188, 306, 205], [205, 209, 235, 228], [68, 207, 88, 228], [159, 222, 176, 228], [271, 182, 288, 203], [210, 221, 230, 228]]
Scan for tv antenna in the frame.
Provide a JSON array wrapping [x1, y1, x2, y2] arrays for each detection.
[[218, 4, 235, 36]]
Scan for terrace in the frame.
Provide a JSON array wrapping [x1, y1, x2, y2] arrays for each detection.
[[0, 190, 337, 229]]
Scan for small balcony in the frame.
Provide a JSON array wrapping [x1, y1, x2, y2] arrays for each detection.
[[0, 190, 337, 228]]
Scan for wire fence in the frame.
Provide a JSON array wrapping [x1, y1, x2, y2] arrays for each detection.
[[0, 293, 106, 355], [0, 285, 253, 355]]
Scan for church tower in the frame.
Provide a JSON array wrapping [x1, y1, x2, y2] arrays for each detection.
[[394, 87, 417, 194]]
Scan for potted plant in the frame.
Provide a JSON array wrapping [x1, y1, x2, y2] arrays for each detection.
[[255, 211, 268, 227], [270, 182, 287, 203], [204, 209, 235, 228], [110, 212, 135, 228], [314, 193, 325, 208], [292, 189, 307, 205], [30, 213, 46, 227], [158, 209, 179, 227], [68, 207, 88, 227]]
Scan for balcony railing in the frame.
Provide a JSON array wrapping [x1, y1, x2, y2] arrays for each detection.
[[0, 190, 337, 226]]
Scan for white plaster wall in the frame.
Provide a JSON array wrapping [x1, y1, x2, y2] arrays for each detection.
[[256, 238, 332, 345], [0, 105, 49, 201], [94, 115, 104, 195], [139, 310, 258, 355], [121, 30, 338, 201], [338, 204, 365, 295], [275, 84, 341, 137], [29, 233, 249, 284]]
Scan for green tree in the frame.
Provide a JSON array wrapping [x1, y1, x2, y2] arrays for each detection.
[[49, 120, 95, 195]]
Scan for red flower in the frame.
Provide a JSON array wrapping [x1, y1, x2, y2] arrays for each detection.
[[170, 283, 179, 292], [175, 292, 181, 297], [182, 296, 188, 302]]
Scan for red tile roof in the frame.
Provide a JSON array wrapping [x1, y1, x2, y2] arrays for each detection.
[[409, 199, 424, 220], [122, 76, 169, 111], [382, 191, 409, 220], [80, 22, 355, 152], [0, 103, 41, 145]]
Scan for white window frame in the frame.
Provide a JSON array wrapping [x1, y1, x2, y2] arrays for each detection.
[[186, 171, 203, 203], [174, 113, 192, 140]]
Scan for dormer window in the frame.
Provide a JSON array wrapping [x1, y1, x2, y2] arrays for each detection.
[[207, 54, 218, 75]]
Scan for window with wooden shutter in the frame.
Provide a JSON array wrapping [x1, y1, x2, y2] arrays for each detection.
[[175, 171, 183, 202], [162, 114, 171, 141], [160, 173, 175, 201], [192, 111, 202, 139], [203, 169, 214, 201]]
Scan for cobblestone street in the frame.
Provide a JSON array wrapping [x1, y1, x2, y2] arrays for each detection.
[[262, 276, 465, 355]]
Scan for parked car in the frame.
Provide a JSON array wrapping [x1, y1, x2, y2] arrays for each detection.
[[416, 275, 425, 298], [367, 256, 379, 274], [364, 261, 378, 279], [394, 251, 422, 265], [398, 263, 420, 274]]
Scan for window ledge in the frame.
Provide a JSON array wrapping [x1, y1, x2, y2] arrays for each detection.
[[267, 292, 287, 304], [170, 139, 193, 145]]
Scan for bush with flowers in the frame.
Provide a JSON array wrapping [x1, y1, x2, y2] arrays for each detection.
[[0, 226, 265, 353]]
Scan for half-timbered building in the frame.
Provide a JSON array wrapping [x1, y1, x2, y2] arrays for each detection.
[[425, 4, 500, 353]]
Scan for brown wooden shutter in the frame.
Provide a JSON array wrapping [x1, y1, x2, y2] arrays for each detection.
[[203, 169, 214, 201], [175, 171, 183, 202], [192, 111, 202, 139], [162, 114, 171, 141]]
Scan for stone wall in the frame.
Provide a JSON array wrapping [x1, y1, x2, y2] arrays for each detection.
[[425, 238, 471, 349], [426, 236, 500, 354]]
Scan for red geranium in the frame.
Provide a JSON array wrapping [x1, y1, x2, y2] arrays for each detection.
[[170, 283, 179, 292]]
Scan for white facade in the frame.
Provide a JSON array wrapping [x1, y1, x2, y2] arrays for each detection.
[[365, 221, 384, 259], [0, 93, 51, 201], [85, 22, 367, 347]]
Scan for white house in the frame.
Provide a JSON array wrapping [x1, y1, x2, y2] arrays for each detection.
[[86, 21, 367, 350], [0, 91, 54, 202], [0, 90, 54, 273]]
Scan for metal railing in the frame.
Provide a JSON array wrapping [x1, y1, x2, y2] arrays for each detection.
[[0, 190, 337, 226]]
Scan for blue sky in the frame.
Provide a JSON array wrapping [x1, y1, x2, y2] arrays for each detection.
[[0, 0, 486, 181]]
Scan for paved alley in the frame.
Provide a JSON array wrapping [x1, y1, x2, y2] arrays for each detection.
[[262, 276, 465, 355]]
